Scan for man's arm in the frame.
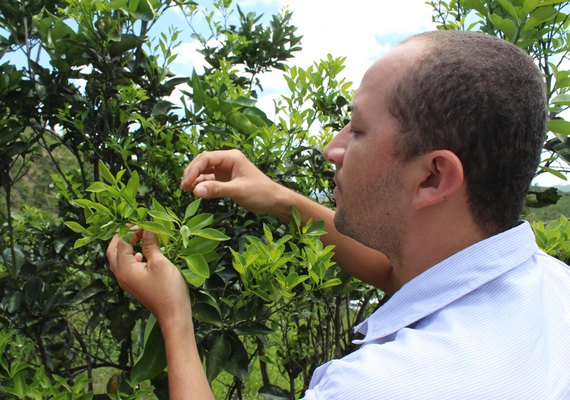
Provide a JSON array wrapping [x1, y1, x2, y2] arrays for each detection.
[[106, 231, 214, 400], [181, 150, 396, 292]]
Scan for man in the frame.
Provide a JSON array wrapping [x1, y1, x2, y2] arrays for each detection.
[[107, 30, 570, 399]]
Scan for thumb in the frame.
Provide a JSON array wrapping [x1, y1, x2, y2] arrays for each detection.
[[141, 231, 162, 261]]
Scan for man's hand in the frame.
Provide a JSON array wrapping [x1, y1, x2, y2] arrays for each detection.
[[107, 230, 214, 400], [106, 230, 191, 329], [181, 149, 287, 217]]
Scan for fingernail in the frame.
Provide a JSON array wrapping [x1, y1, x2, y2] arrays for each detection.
[[195, 185, 208, 197]]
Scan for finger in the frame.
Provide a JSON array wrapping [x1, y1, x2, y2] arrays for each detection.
[[194, 176, 245, 200], [141, 230, 163, 263], [134, 252, 143, 262], [181, 150, 239, 191], [194, 173, 216, 184], [182, 151, 215, 191], [129, 228, 143, 245], [116, 236, 135, 267], [106, 235, 122, 272]]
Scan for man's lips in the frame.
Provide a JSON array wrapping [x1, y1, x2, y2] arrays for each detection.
[[333, 177, 342, 196]]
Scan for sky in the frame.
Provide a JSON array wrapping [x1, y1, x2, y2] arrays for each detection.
[[157, 0, 567, 187], [165, 0, 436, 100]]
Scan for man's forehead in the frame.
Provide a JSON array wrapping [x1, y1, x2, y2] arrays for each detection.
[[367, 39, 426, 76]]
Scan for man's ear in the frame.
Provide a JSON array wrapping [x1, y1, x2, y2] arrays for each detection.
[[411, 150, 464, 210]]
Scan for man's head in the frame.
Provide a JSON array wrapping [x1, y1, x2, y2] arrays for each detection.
[[390, 31, 547, 235], [326, 31, 547, 256]]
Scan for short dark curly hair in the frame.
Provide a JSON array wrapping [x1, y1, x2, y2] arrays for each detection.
[[390, 31, 547, 235]]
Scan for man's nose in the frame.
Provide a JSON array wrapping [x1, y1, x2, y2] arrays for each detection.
[[324, 126, 349, 166]]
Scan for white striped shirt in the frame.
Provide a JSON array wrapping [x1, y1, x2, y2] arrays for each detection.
[[302, 222, 570, 399]]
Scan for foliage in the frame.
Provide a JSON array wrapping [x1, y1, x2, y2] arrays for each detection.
[[0, 330, 93, 399], [532, 217, 570, 262], [67, 162, 229, 287], [0, 0, 372, 398]]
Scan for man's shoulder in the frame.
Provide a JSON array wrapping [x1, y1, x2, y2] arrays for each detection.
[[303, 251, 570, 400]]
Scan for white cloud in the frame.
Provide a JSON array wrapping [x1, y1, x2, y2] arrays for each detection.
[[236, 1, 434, 115], [172, 41, 207, 74], [278, 0, 435, 85]]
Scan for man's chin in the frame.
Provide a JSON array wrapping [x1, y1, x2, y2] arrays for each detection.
[[334, 209, 352, 237]]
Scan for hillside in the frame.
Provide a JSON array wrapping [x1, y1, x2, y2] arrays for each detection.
[[524, 191, 570, 222]]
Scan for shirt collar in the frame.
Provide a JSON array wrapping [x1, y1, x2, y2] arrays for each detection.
[[354, 221, 539, 344]]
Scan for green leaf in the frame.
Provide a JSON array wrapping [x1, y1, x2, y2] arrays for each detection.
[[129, 0, 155, 21], [118, 202, 135, 219], [224, 336, 249, 381], [180, 236, 219, 255], [137, 222, 172, 236], [194, 228, 230, 241], [148, 210, 178, 223], [152, 100, 174, 116], [74, 199, 99, 213], [86, 182, 114, 193], [98, 160, 116, 184], [24, 277, 44, 305], [64, 221, 85, 233], [130, 318, 166, 385], [263, 224, 273, 242], [259, 384, 290, 400], [548, 119, 570, 135], [541, 166, 567, 180], [227, 96, 257, 107], [69, 281, 105, 306], [185, 213, 214, 232], [253, 288, 272, 302], [73, 237, 93, 249], [182, 269, 206, 287], [227, 112, 258, 135], [109, 34, 146, 57], [206, 334, 231, 382], [184, 199, 201, 221], [230, 248, 245, 274], [489, 14, 518, 40], [523, 6, 557, 31], [552, 94, 570, 106], [183, 254, 210, 278], [191, 70, 205, 111], [497, 0, 519, 22], [234, 323, 272, 337], [523, 0, 539, 12], [318, 278, 342, 289], [124, 171, 139, 204], [242, 107, 273, 127], [192, 302, 222, 326]]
